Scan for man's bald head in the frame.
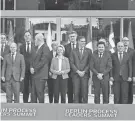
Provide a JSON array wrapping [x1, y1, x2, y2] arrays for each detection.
[[10, 42, 17, 53], [10, 42, 17, 48], [35, 33, 44, 46], [122, 37, 129, 47], [117, 42, 124, 52]]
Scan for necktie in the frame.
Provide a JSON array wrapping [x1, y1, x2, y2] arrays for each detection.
[[11, 53, 14, 65], [53, 52, 56, 57], [125, 48, 128, 53], [80, 48, 83, 59], [119, 53, 123, 63], [27, 43, 30, 53], [2, 44, 4, 52], [72, 44, 75, 50], [99, 53, 102, 58]]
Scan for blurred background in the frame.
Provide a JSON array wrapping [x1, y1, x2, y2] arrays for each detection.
[[1, 0, 135, 10]]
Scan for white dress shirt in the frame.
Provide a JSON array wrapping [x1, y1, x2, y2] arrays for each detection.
[[57, 56, 64, 71], [26, 41, 31, 52], [125, 47, 128, 53], [79, 48, 84, 57], [2, 43, 5, 52], [53, 51, 56, 57], [118, 52, 123, 61], [98, 52, 103, 58], [71, 43, 76, 50], [58, 58, 62, 71], [11, 52, 17, 61]]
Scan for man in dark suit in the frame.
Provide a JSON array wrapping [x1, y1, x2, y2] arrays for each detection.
[[110, 42, 132, 104], [20, 31, 36, 103], [122, 37, 135, 104], [0, 33, 10, 66], [90, 41, 112, 104], [133, 52, 135, 83], [47, 41, 58, 103], [70, 36, 92, 103], [30, 33, 50, 103], [65, 31, 78, 103], [1, 43, 25, 103], [0, 33, 10, 92]]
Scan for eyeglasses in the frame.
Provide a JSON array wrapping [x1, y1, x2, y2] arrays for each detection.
[[1, 37, 6, 39], [70, 36, 76, 37], [80, 41, 86, 43]]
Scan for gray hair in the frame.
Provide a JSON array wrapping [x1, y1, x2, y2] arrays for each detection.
[[35, 33, 44, 41], [10, 42, 17, 48], [51, 41, 59, 47], [122, 37, 129, 41], [56, 44, 65, 53], [117, 41, 124, 46]]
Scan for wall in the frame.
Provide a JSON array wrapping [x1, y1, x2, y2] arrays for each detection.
[[15, 18, 26, 43], [103, 0, 128, 10], [16, 0, 38, 10]]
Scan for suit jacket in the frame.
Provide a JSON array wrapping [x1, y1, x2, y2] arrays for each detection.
[[50, 56, 70, 79], [90, 51, 112, 82], [20, 42, 36, 73], [64, 43, 72, 59], [70, 47, 92, 77], [1, 44, 10, 58], [110, 51, 132, 81], [126, 47, 135, 77], [48, 50, 55, 67], [48, 50, 55, 78], [132, 51, 135, 77], [1, 44, 10, 66], [31, 43, 50, 80], [64, 42, 79, 58], [2, 53, 25, 81], [133, 51, 135, 77]]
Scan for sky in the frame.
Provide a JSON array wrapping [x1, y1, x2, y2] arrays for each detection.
[[29, 17, 98, 27]]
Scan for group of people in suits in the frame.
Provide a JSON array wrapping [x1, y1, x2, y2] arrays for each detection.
[[1, 30, 135, 104]]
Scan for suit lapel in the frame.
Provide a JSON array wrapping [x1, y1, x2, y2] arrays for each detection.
[[121, 52, 126, 65], [76, 48, 81, 60], [35, 44, 44, 59], [95, 51, 100, 61], [24, 43, 27, 54], [115, 52, 120, 64], [101, 52, 106, 62], [82, 48, 87, 60], [127, 48, 130, 53], [8, 54, 12, 64], [115, 52, 124, 65], [50, 51, 53, 58], [14, 53, 19, 64], [31, 43, 35, 53]]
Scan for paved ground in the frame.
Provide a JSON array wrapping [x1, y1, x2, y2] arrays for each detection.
[[1, 93, 135, 104]]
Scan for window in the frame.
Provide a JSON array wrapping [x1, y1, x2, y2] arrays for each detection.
[[1, 0, 3, 10], [5, 0, 14, 10], [1, 0, 15, 10]]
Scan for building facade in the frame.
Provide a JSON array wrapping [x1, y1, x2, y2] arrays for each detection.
[[2, 0, 135, 10]]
